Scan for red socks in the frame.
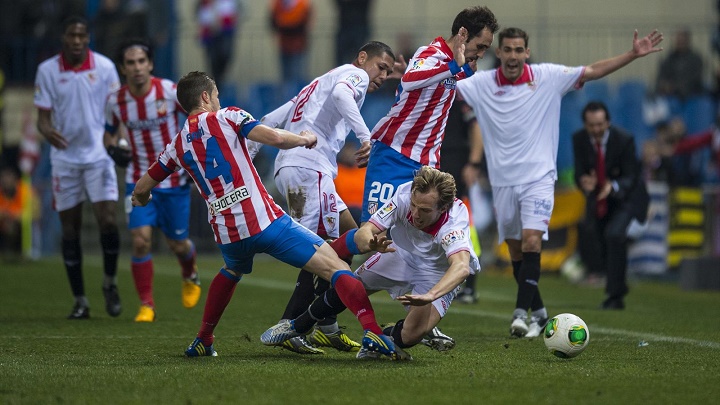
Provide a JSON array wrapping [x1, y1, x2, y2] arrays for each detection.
[[178, 243, 197, 279], [131, 256, 154, 307], [197, 269, 240, 346], [331, 270, 382, 334]]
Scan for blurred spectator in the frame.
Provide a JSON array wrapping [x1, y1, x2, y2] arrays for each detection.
[[655, 29, 705, 101], [0, 159, 37, 260], [94, 0, 132, 60], [270, 0, 313, 86], [572, 101, 649, 310], [334, 0, 372, 66], [196, 0, 243, 90]]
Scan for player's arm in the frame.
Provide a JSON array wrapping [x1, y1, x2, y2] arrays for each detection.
[[397, 250, 471, 306], [36, 109, 68, 149], [247, 124, 317, 150], [351, 221, 394, 253], [582, 30, 663, 83], [332, 82, 372, 167], [261, 99, 295, 129]]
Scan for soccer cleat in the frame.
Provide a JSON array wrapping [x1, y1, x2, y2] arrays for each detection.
[[185, 337, 217, 357], [134, 305, 156, 322], [102, 285, 122, 317], [420, 327, 456, 351], [355, 347, 381, 360], [307, 328, 361, 352], [67, 303, 90, 320], [280, 336, 325, 355], [525, 316, 549, 338], [361, 330, 397, 360], [510, 317, 529, 338], [182, 278, 202, 309], [260, 319, 301, 346]]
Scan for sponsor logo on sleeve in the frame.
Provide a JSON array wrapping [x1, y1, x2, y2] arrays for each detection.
[[376, 201, 396, 220], [440, 229, 466, 249], [346, 74, 363, 87]]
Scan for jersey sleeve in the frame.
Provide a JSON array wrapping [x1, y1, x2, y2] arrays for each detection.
[[436, 202, 473, 257], [543, 64, 585, 95], [400, 47, 454, 92], [33, 65, 53, 110], [261, 99, 295, 129], [104, 92, 120, 134], [224, 107, 260, 138], [332, 71, 371, 142]]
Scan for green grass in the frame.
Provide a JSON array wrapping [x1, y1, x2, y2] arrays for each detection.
[[1, 254, 719, 404]]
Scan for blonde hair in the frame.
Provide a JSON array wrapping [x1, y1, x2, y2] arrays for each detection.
[[411, 166, 457, 211]]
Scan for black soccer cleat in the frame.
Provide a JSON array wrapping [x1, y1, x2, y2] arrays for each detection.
[[102, 285, 122, 317]]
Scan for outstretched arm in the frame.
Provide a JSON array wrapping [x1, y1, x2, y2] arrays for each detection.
[[396, 250, 471, 306], [582, 30, 664, 83]]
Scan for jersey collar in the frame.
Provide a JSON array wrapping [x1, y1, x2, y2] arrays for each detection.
[[433, 36, 454, 58], [495, 65, 534, 86], [60, 50, 94, 72]]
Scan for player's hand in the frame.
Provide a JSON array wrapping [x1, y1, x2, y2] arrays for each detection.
[[107, 145, 133, 168], [453, 27, 468, 67], [354, 141, 371, 168], [131, 191, 152, 207], [579, 171, 597, 193], [466, 58, 478, 72], [396, 293, 434, 306], [367, 234, 395, 253], [299, 130, 317, 149], [389, 54, 408, 80], [597, 182, 613, 201], [632, 29, 664, 57], [43, 129, 69, 149]]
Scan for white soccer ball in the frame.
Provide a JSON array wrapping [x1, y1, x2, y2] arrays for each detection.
[[543, 313, 590, 358]]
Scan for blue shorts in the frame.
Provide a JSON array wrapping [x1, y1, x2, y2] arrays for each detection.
[[361, 142, 421, 222], [125, 183, 191, 240], [218, 214, 324, 275]]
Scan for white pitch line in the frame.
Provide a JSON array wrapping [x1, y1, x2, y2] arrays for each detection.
[[238, 276, 720, 350]]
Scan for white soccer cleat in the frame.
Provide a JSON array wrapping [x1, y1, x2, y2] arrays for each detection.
[[260, 319, 301, 346], [510, 317, 529, 338]]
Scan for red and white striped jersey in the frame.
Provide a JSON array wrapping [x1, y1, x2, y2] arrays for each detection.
[[370, 37, 473, 168], [152, 107, 284, 244], [106, 77, 186, 188]]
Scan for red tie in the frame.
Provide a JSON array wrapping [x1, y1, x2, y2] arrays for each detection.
[[595, 140, 607, 219]]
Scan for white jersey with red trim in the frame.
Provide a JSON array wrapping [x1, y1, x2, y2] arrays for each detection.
[[368, 181, 480, 281], [271, 64, 370, 178], [106, 76, 186, 188], [370, 37, 472, 168], [457, 63, 585, 187], [156, 107, 284, 244], [34, 50, 120, 164]]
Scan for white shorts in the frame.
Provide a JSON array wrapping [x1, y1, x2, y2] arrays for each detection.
[[52, 159, 118, 212], [355, 250, 459, 318], [491, 173, 555, 242], [275, 166, 347, 238]]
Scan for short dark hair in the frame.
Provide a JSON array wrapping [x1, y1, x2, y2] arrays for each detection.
[[61, 16, 89, 33], [358, 41, 395, 62], [451, 6, 499, 39], [582, 101, 611, 122], [116, 38, 154, 64], [498, 27, 529, 48], [177, 71, 216, 112]]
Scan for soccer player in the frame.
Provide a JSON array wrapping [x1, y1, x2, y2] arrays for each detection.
[[256, 41, 400, 354], [104, 38, 201, 323], [457, 27, 663, 337], [34, 16, 122, 319], [130, 71, 398, 359], [361, 6, 498, 222], [261, 166, 479, 360]]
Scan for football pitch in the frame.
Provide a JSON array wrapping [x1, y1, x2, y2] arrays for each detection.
[[1, 254, 718, 404]]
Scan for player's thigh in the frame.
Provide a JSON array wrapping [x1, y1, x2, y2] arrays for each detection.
[[51, 162, 86, 212], [518, 175, 555, 237], [125, 183, 159, 231], [85, 159, 118, 204], [361, 144, 420, 223], [492, 185, 522, 241], [154, 186, 192, 241], [355, 251, 413, 297]]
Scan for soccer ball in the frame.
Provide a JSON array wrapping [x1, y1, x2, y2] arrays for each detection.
[[543, 313, 589, 358]]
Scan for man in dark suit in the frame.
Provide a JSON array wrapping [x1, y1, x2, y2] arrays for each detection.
[[572, 101, 649, 310]]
